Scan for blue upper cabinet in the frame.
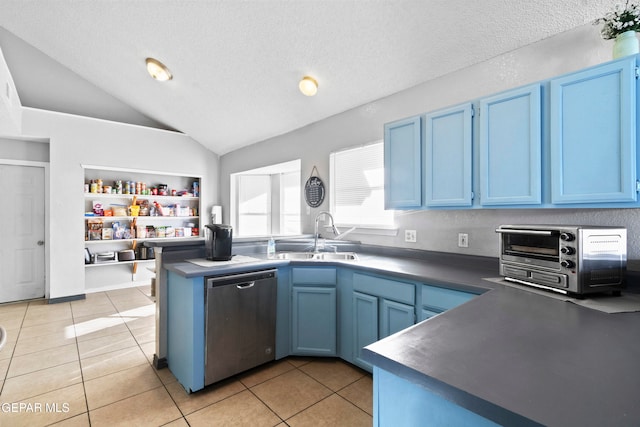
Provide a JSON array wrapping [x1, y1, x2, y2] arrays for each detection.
[[424, 103, 473, 207], [384, 116, 423, 209], [479, 84, 542, 206], [383, 56, 639, 210], [550, 57, 637, 204]]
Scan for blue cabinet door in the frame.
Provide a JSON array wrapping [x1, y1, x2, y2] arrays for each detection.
[[353, 291, 379, 369], [276, 266, 291, 360], [550, 57, 637, 203], [419, 307, 442, 322], [384, 116, 423, 209], [373, 367, 501, 427], [380, 299, 415, 338], [424, 103, 473, 207], [479, 84, 542, 205], [291, 286, 337, 356]]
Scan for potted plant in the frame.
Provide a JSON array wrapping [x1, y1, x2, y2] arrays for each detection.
[[594, 1, 640, 58]]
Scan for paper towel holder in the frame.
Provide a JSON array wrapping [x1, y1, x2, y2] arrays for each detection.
[[211, 206, 222, 224]]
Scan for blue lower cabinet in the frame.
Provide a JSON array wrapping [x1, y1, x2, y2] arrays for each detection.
[[291, 286, 337, 356], [373, 367, 500, 427], [166, 272, 205, 393], [421, 284, 477, 321], [351, 273, 417, 371], [420, 307, 443, 322], [290, 267, 338, 357], [275, 267, 291, 360], [353, 291, 379, 369], [380, 299, 415, 338], [352, 296, 414, 370]]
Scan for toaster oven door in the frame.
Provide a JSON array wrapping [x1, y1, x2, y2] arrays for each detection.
[[497, 228, 561, 269]]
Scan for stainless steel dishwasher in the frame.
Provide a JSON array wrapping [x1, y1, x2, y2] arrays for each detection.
[[204, 269, 277, 385]]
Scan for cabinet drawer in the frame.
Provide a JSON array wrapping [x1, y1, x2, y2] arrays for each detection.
[[353, 273, 414, 305], [422, 285, 475, 311], [292, 267, 337, 285]]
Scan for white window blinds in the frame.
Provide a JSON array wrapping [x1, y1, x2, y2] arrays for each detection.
[[330, 142, 394, 227]]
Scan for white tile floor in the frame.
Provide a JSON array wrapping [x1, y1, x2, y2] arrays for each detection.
[[0, 285, 372, 426]]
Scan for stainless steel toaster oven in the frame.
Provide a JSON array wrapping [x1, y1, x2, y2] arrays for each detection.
[[496, 225, 627, 296]]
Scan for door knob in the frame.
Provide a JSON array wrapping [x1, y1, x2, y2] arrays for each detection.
[[37, 240, 45, 246]]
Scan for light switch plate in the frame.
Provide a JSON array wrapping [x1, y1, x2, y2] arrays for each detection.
[[458, 233, 469, 248]]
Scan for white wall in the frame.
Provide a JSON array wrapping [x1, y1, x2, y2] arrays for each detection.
[[0, 45, 22, 134], [220, 24, 640, 264], [21, 108, 219, 299]]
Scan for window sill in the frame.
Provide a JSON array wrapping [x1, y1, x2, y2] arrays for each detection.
[[328, 224, 398, 237]]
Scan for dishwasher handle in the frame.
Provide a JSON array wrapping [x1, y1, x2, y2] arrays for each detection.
[[206, 269, 277, 288], [237, 281, 255, 289]]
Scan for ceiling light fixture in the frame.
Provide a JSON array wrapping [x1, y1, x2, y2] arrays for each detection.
[[145, 57, 172, 81], [299, 76, 318, 96]]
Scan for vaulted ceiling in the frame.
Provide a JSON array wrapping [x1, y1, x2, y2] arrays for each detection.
[[0, 1, 616, 155]]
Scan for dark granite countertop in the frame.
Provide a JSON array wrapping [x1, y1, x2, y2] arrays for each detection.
[[362, 267, 640, 427], [162, 243, 640, 426]]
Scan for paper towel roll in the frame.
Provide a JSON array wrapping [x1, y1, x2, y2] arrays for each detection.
[[211, 206, 222, 224]]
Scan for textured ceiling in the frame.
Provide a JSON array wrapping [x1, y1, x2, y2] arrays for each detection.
[[0, 0, 616, 155]]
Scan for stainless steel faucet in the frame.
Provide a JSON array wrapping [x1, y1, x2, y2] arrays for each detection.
[[313, 211, 339, 253]]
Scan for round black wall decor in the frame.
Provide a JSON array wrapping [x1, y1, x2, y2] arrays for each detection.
[[304, 166, 325, 208]]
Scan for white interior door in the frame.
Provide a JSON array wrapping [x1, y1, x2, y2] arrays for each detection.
[[0, 164, 45, 303]]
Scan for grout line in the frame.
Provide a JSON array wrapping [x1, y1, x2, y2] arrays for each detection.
[[70, 296, 93, 426], [2, 287, 372, 426], [0, 301, 29, 396]]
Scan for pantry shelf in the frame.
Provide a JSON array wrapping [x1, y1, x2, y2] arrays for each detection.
[[85, 237, 201, 245], [84, 216, 200, 221], [84, 193, 198, 201], [83, 167, 202, 288], [85, 259, 156, 268]]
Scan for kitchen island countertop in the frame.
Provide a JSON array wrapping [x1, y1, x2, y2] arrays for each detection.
[[163, 247, 640, 426]]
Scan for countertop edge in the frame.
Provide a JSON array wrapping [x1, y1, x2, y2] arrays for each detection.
[[362, 346, 544, 427]]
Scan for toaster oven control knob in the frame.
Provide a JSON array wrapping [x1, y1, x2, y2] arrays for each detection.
[[561, 247, 575, 255], [560, 232, 575, 242], [561, 260, 575, 269]]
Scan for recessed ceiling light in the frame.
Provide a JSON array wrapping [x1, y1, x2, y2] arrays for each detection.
[[145, 57, 172, 81], [299, 76, 318, 96]]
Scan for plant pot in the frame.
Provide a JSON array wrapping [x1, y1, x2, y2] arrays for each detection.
[[613, 30, 639, 59]]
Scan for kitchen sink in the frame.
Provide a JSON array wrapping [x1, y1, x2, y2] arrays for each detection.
[[313, 252, 358, 260], [274, 252, 315, 260], [274, 252, 358, 261]]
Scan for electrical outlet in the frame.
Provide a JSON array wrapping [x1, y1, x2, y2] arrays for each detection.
[[405, 230, 417, 243], [458, 233, 469, 248]]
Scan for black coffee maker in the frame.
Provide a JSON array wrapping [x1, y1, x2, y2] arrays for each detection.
[[205, 224, 233, 261]]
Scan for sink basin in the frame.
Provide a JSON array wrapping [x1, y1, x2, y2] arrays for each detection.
[[274, 252, 358, 261], [313, 252, 358, 261], [274, 252, 315, 260]]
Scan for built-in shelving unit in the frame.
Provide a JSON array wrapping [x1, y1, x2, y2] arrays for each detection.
[[83, 166, 202, 288]]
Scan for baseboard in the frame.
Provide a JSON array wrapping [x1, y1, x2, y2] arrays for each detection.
[[48, 294, 86, 304]]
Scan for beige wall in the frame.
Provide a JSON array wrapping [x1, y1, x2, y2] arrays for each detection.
[[20, 108, 219, 299], [220, 25, 640, 264], [0, 45, 22, 134]]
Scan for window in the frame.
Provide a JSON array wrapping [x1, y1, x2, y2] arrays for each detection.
[[330, 142, 394, 227], [231, 160, 301, 237]]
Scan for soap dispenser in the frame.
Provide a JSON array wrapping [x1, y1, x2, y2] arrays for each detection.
[[267, 236, 276, 258]]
